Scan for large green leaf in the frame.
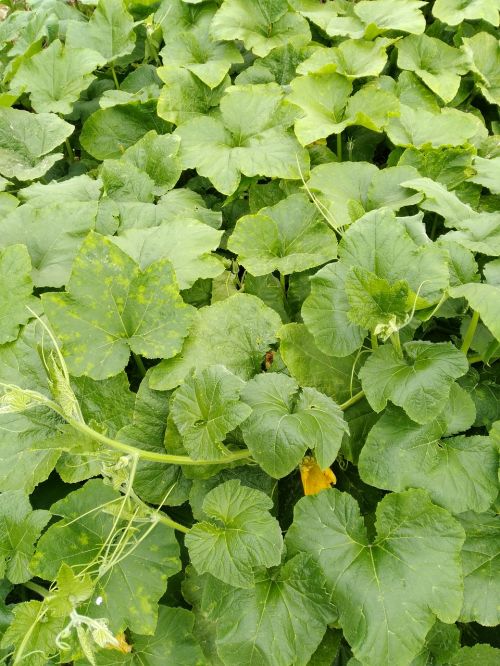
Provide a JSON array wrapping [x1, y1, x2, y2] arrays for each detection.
[[359, 341, 468, 423], [0, 245, 37, 344], [354, 0, 427, 35], [211, 0, 311, 57], [433, 0, 499, 26], [32, 479, 181, 634], [112, 219, 223, 289], [227, 193, 337, 275], [278, 323, 360, 404], [450, 283, 500, 342], [0, 492, 50, 584], [0, 107, 73, 180], [396, 34, 470, 103], [468, 156, 500, 194], [457, 510, 500, 626], [149, 293, 281, 390], [171, 366, 252, 460], [358, 405, 498, 514], [186, 479, 283, 588], [42, 232, 194, 380], [240, 373, 348, 477], [286, 489, 465, 666], [463, 32, 500, 105], [297, 38, 391, 79], [174, 83, 309, 195], [10, 39, 104, 114], [121, 131, 182, 195], [198, 554, 334, 666], [66, 0, 136, 63]]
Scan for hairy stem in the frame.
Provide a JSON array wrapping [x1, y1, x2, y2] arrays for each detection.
[[22, 581, 48, 598], [390, 331, 403, 357], [340, 390, 365, 411], [461, 310, 479, 355]]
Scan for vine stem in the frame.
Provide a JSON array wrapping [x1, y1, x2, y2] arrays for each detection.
[[461, 310, 479, 355], [390, 331, 403, 357], [336, 133, 342, 162], [110, 64, 119, 89], [371, 333, 378, 350], [340, 390, 364, 411], [156, 513, 190, 534], [132, 352, 146, 378], [22, 581, 48, 598], [65, 138, 74, 163]]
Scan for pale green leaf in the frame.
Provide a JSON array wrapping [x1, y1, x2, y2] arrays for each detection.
[[354, 0, 427, 35], [450, 645, 500, 666], [240, 373, 348, 476], [468, 155, 500, 194], [359, 405, 498, 514], [0, 245, 37, 344], [450, 283, 500, 342], [463, 32, 500, 105], [32, 479, 180, 634], [41, 232, 194, 379], [457, 511, 500, 626], [211, 0, 311, 57], [433, 0, 500, 26], [186, 479, 283, 588], [171, 366, 252, 460], [150, 293, 281, 390], [286, 489, 465, 666], [0, 107, 73, 180], [359, 341, 468, 423], [227, 193, 337, 275], [10, 39, 104, 114], [66, 0, 136, 63], [121, 131, 182, 195], [0, 492, 50, 584], [297, 38, 391, 79]]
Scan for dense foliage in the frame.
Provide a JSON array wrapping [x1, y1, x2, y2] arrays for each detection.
[[0, 0, 499, 664]]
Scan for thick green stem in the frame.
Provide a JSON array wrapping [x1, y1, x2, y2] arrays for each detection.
[[371, 333, 378, 350], [336, 133, 342, 162], [132, 352, 146, 378], [340, 390, 365, 411], [461, 310, 479, 355], [65, 138, 74, 163], [22, 581, 48, 598], [110, 64, 119, 89], [391, 331, 403, 357], [156, 513, 190, 534], [64, 415, 251, 466], [467, 354, 483, 364], [280, 273, 286, 296]]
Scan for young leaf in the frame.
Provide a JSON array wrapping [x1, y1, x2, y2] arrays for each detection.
[[149, 293, 281, 390], [32, 479, 181, 634], [199, 554, 334, 665], [359, 341, 469, 423], [185, 479, 283, 588], [42, 233, 194, 380], [0, 492, 50, 584], [358, 405, 498, 514], [286, 488, 465, 666], [240, 373, 348, 477], [227, 193, 338, 275], [171, 366, 252, 460]]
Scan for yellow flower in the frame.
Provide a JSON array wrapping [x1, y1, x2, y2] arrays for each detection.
[[299, 456, 336, 496]]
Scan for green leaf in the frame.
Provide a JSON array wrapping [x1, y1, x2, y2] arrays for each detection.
[[80, 102, 170, 160], [0, 492, 50, 584], [112, 219, 223, 290], [174, 82, 309, 195], [42, 232, 194, 380], [0, 107, 73, 180], [77, 606, 205, 665], [10, 39, 104, 114], [186, 479, 283, 588], [149, 293, 281, 390], [171, 366, 252, 460], [32, 479, 181, 634], [433, 0, 499, 26], [198, 554, 334, 665], [450, 283, 500, 342], [0, 200, 98, 288], [387, 105, 481, 149], [157, 66, 229, 125], [306, 162, 422, 228], [359, 405, 498, 514], [0, 245, 37, 344], [359, 341, 468, 423], [228, 193, 337, 276], [449, 645, 500, 666], [121, 131, 182, 195], [297, 38, 391, 79], [457, 510, 500, 626], [66, 0, 136, 63], [396, 34, 470, 103], [211, 0, 311, 57], [240, 373, 348, 477], [463, 32, 500, 105], [286, 489, 465, 666], [159, 10, 243, 88], [354, 0, 427, 35], [468, 156, 500, 194], [302, 262, 366, 358], [278, 323, 360, 404], [117, 375, 191, 505], [0, 601, 64, 666]]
